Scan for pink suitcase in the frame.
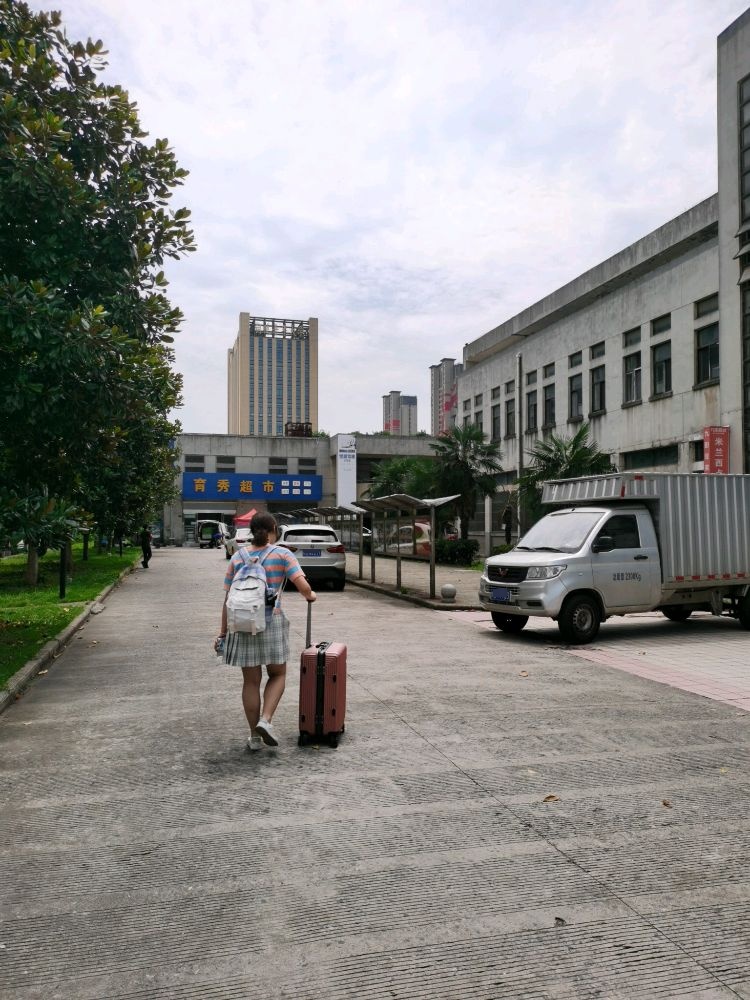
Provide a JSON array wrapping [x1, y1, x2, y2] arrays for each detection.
[[298, 603, 347, 748]]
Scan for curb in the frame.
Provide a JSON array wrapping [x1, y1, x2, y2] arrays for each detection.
[[346, 574, 481, 612], [0, 562, 137, 717]]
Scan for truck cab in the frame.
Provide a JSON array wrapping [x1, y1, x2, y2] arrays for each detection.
[[480, 505, 661, 643]]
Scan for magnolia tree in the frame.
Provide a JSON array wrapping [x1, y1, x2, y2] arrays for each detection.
[[0, 3, 194, 581]]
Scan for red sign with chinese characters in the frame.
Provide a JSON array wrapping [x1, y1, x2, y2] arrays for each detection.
[[703, 425, 730, 474]]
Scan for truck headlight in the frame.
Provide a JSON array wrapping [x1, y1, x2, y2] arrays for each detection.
[[526, 565, 566, 580]]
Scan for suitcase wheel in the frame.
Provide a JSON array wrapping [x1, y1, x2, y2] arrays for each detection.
[[328, 733, 339, 749], [298, 732, 308, 747]]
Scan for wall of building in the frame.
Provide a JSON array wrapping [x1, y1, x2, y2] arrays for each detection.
[[165, 432, 437, 543], [718, 9, 750, 472], [457, 199, 720, 476]]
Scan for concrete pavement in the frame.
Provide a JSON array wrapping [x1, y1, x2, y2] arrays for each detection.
[[2, 546, 750, 998]]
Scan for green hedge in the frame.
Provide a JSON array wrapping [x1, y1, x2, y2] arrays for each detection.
[[435, 538, 480, 565]]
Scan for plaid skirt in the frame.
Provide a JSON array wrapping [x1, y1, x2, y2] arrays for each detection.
[[224, 610, 290, 667]]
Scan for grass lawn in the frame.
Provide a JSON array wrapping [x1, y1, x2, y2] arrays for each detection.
[[0, 544, 138, 688]]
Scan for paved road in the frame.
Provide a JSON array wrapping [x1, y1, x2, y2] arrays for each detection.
[[2, 546, 750, 998]]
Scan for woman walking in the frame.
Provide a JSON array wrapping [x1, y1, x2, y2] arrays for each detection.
[[216, 512, 316, 751]]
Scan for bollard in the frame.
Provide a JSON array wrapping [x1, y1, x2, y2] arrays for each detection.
[[440, 583, 456, 603]]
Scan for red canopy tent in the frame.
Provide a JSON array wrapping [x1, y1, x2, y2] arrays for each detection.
[[233, 509, 257, 527]]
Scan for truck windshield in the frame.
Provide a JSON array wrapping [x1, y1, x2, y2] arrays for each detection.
[[517, 510, 603, 553]]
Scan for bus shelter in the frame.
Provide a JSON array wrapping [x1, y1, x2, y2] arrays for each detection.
[[352, 494, 459, 599]]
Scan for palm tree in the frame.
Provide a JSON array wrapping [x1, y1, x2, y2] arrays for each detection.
[[518, 422, 615, 527], [365, 456, 436, 499], [429, 425, 503, 540]]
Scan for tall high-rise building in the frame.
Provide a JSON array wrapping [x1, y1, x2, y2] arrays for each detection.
[[429, 358, 462, 435], [227, 313, 318, 436], [383, 391, 418, 435]]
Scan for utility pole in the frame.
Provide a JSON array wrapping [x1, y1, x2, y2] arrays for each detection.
[[516, 351, 524, 535]]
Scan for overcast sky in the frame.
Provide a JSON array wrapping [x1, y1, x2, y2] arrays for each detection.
[[56, 0, 748, 436]]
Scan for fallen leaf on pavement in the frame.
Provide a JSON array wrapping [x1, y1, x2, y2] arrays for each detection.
[[554, 916, 566, 926], [662, 799, 673, 808], [38, 670, 48, 675], [519, 670, 529, 677], [543, 794, 560, 803]]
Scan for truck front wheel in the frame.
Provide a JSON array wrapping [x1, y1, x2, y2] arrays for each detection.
[[662, 606, 692, 623], [558, 594, 600, 645], [491, 612, 528, 633]]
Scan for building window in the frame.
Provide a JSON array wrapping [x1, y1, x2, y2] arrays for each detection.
[[216, 456, 236, 473], [491, 385, 501, 400], [695, 323, 719, 386], [651, 341, 672, 396], [590, 365, 605, 414], [504, 398, 516, 438], [526, 370, 537, 385], [623, 327, 641, 348], [740, 74, 750, 223], [651, 313, 671, 337], [543, 383, 555, 428], [268, 457, 288, 474], [569, 351, 582, 369], [298, 458, 317, 474], [526, 390, 537, 431], [622, 444, 679, 470], [590, 341, 605, 359], [543, 362, 555, 379], [184, 454, 204, 472], [623, 352, 642, 404], [568, 373, 583, 420], [463, 399, 471, 412], [690, 439, 705, 464], [491, 404, 501, 440], [474, 410, 483, 433], [474, 393, 483, 406], [695, 293, 719, 318], [504, 379, 515, 394]]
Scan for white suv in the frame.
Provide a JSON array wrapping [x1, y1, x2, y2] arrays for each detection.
[[224, 527, 251, 559], [278, 524, 346, 591]]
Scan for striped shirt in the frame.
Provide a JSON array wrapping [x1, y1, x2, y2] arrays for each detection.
[[223, 544, 304, 593]]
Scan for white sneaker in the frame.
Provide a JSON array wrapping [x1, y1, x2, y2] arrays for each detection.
[[255, 718, 279, 747], [247, 734, 264, 752]]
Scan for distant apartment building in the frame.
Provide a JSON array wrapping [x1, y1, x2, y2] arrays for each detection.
[[383, 391, 418, 435], [429, 358, 463, 435], [227, 313, 318, 436]]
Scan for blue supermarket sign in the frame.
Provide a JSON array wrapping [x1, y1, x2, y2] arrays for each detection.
[[182, 472, 322, 502]]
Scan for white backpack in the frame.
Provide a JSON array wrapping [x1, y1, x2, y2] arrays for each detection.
[[226, 547, 281, 635]]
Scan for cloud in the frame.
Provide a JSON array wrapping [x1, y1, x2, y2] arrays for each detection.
[[56, 0, 748, 434]]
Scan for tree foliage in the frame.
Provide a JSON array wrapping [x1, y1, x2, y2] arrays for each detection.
[[429, 426, 503, 539], [0, 2, 194, 577], [518, 422, 616, 527], [365, 456, 437, 500]]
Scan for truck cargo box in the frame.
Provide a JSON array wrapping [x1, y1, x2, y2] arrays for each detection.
[[541, 473, 750, 587]]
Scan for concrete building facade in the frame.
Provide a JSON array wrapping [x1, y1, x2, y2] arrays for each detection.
[[165, 432, 436, 544], [429, 358, 462, 436], [450, 10, 750, 482], [227, 314, 318, 437], [382, 391, 418, 435]]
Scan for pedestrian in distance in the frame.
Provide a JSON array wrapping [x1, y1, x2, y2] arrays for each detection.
[[140, 525, 152, 568], [215, 511, 316, 752], [501, 504, 513, 546]]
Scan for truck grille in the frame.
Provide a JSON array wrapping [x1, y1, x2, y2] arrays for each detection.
[[488, 565, 528, 583]]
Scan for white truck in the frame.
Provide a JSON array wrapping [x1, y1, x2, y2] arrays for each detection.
[[480, 473, 750, 644]]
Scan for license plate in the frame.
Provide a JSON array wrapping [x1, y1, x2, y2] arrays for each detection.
[[302, 549, 321, 558], [491, 586, 511, 603]]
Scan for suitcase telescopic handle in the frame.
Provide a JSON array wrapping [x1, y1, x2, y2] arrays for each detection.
[[306, 599, 312, 648]]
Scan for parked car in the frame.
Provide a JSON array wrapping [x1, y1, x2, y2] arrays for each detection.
[[195, 520, 230, 549], [277, 523, 346, 590], [224, 527, 251, 559], [386, 521, 431, 557]]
